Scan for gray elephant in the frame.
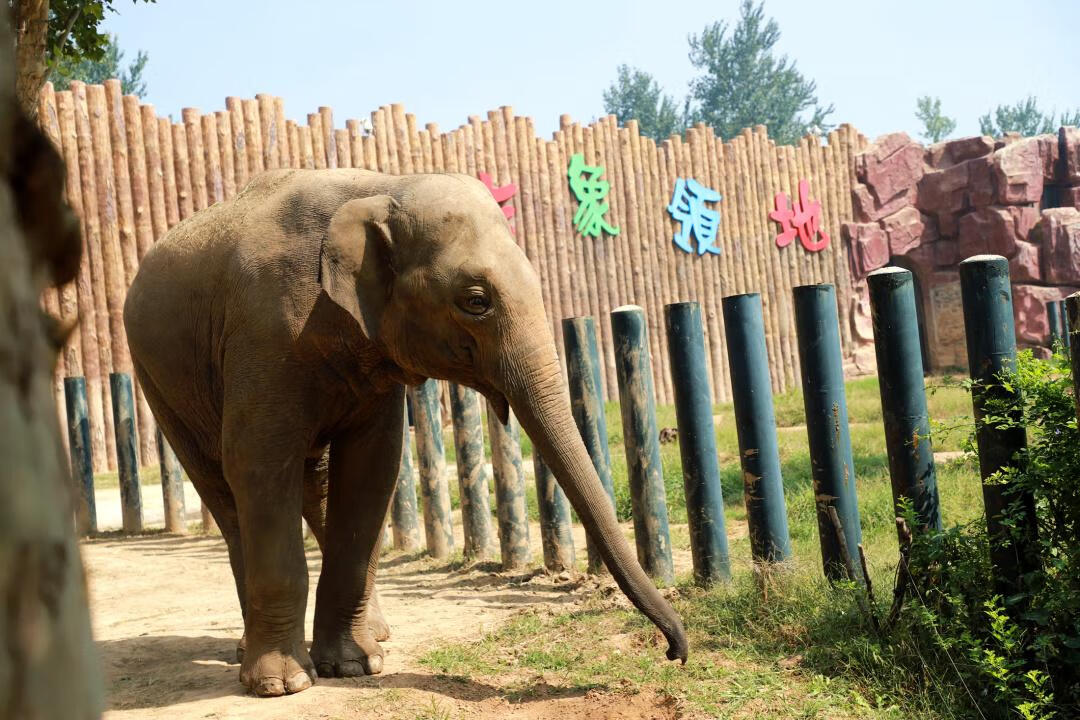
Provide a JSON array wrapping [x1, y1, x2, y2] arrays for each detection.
[[123, 169, 687, 697]]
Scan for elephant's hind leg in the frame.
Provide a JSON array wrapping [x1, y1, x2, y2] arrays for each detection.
[[134, 362, 247, 621], [303, 454, 390, 642]]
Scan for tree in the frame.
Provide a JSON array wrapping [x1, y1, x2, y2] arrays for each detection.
[[686, 0, 833, 145], [51, 34, 149, 97], [1059, 109, 1080, 128], [9, 0, 155, 119], [979, 96, 1058, 137], [0, 10, 103, 719], [914, 95, 956, 143], [602, 65, 686, 141]]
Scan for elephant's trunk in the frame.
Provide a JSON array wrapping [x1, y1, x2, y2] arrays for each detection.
[[500, 339, 688, 663]]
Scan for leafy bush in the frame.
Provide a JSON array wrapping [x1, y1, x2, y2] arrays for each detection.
[[892, 349, 1080, 719]]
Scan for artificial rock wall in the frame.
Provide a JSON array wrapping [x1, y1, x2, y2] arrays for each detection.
[[843, 127, 1080, 370]]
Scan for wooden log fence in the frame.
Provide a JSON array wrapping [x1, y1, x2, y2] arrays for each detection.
[[39, 83, 863, 541]]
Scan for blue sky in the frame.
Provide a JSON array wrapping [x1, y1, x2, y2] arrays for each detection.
[[102, 0, 1079, 144]]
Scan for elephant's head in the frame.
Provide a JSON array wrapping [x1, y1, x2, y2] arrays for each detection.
[[320, 173, 687, 663]]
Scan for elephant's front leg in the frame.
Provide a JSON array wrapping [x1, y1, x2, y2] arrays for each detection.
[[224, 410, 316, 696], [311, 391, 404, 677]]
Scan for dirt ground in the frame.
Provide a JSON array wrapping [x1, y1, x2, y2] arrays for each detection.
[[84, 516, 683, 720]]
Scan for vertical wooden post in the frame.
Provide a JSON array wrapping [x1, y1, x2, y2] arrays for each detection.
[[392, 396, 422, 552], [410, 380, 453, 559], [201, 114, 224, 205], [533, 450, 575, 573], [664, 301, 730, 585], [611, 305, 674, 584], [794, 284, 862, 583], [1067, 293, 1080, 420], [868, 267, 941, 535], [319, 106, 337, 169], [56, 89, 108, 472], [157, 118, 179, 227], [487, 405, 531, 571], [64, 377, 97, 536], [723, 293, 792, 565], [110, 372, 142, 533], [225, 97, 249, 188], [242, 99, 264, 175], [448, 383, 494, 560], [139, 104, 170, 239], [959, 255, 1037, 598], [255, 93, 279, 170], [157, 428, 187, 534]]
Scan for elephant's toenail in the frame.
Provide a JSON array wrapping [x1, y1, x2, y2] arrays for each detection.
[[254, 678, 285, 697], [315, 662, 334, 678], [286, 671, 313, 693], [363, 655, 383, 675]]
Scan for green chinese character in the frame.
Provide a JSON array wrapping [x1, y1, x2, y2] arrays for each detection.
[[567, 153, 619, 238]]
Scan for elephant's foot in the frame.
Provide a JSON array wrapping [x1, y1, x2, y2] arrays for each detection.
[[239, 637, 316, 697], [310, 631, 384, 678]]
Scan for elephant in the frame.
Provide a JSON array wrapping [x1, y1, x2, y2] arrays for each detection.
[[123, 168, 687, 697]]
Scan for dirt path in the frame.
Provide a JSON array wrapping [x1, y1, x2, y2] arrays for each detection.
[[84, 519, 681, 719]]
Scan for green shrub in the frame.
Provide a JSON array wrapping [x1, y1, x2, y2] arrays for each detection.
[[887, 349, 1080, 719]]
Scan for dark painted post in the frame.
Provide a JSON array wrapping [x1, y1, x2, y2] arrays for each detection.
[[533, 450, 575, 572], [1068, 293, 1080, 421], [1062, 300, 1073, 359], [156, 428, 187, 534], [664, 301, 730, 585], [611, 305, 674, 585], [64, 376, 96, 536], [562, 316, 617, 574], [1048, 300, 1062, 348], [109, 372, 143, 533], [793, 285, 862, 583], [722, 294, 792, 565], [449, 383, 494, 559], [487, 405, 530, 570], [392, 396, 421, 552], [867, 268, 942, 535], [959, 255, 1037, 597], [409, 380, 453, 559]]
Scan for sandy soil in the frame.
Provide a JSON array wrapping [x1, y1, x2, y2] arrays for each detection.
[[84, 515, 681, 720]]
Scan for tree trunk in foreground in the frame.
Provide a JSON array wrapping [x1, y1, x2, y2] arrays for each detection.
[[0, 9, 103, 720]]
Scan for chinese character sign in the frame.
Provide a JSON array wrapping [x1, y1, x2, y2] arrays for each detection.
[[478, 172, 518, 233], [567, 153, 619, 238], [667, 178, 722, 255], [769, 178, 830, 252]]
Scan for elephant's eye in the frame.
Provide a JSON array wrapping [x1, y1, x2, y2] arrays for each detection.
[[461, 291, 491, 316]]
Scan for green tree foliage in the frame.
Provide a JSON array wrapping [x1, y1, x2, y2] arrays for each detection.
[[977, 95, 1080, 137], [914, 95, 956, 143], [602, 64, 685, 141], [1060, 109, 1080, 128], [51, 33, 148, 96], [43, 0, 155, 66], [686, 0, 832, 145]]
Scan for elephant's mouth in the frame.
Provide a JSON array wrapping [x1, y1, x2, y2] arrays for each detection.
[[477, 386, 510, 425]]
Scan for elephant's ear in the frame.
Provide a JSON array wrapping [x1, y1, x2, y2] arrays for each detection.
[[320, 195, 399, 336]]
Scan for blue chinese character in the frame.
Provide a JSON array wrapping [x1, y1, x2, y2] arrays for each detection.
[[667, 178, 722, 255]]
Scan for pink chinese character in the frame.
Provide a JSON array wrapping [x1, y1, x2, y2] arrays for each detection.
[[769, 179, 830, 252], [478, 172, 517, 233]]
